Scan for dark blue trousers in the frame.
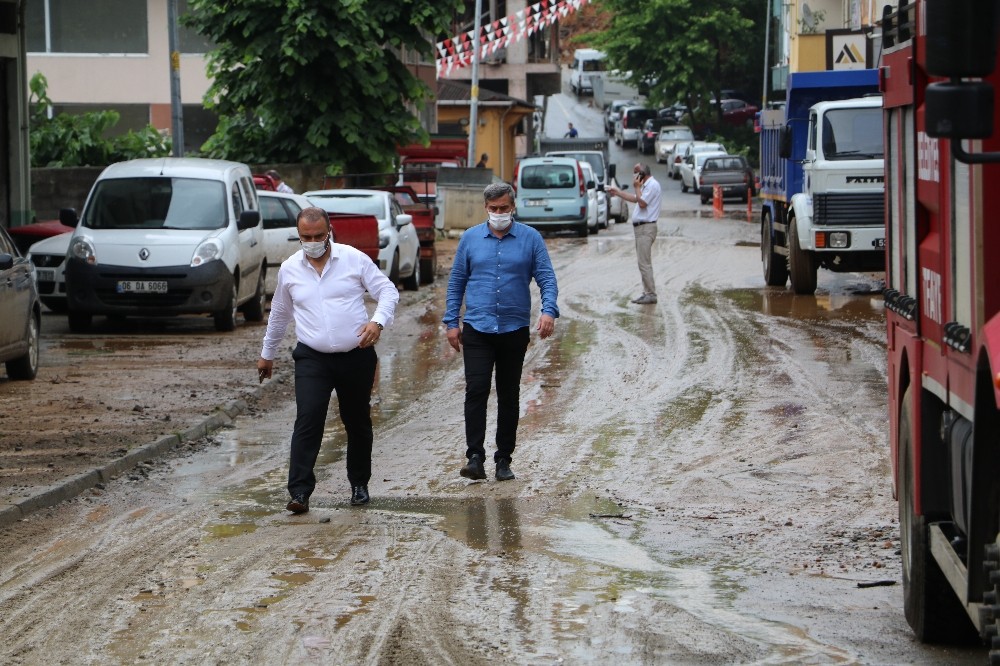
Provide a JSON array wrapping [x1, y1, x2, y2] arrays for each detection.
[[288, 343, 377, 499], [462, 324, 530, 463]]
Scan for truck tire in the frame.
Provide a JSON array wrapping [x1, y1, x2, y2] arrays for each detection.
[[241, 268, 266, 322], [788, 217, 818, 295], [419, 246, 436, 285], [761, 212, 788, 287], [899, 387, 977, 642], [214, 282, 238, 332], [5, 313, 39, 380]]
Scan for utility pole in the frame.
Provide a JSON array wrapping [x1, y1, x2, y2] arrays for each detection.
[[167, 0, 185, 157], [467, 0, 483, 166]]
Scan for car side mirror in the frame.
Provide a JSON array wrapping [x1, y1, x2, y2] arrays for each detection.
[[586, 180, 595, 189], [238, 210, 261, 230], [597, 183, 605, 192], [608, 164, 616, 180], [395, 213, 413, 228], [59, 208, 79, 227], [0, 253, 13, 270]]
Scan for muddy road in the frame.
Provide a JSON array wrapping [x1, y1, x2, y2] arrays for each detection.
[[0, 195, 987, 663]]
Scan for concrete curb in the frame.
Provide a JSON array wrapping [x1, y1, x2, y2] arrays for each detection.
[[0, 372, 286, 530]]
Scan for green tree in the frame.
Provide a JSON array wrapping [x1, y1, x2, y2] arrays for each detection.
[[184, 0, 460, 174], [591, 0, 764, 134], [29, 73, 171, 168]]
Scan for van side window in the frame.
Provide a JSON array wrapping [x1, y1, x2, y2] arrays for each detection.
[[232, 182, 245, 218]]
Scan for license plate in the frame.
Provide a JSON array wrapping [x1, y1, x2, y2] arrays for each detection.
[[36, 268, 55, 282], [525, 199, 549, 207], [116, 280, 168, 294], [873, 238, 886, 248]]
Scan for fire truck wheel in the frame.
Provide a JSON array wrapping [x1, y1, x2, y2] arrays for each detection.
[[788, 217, 818, 295], [761, 212, 788, 287], [899, 387, 977, 643]]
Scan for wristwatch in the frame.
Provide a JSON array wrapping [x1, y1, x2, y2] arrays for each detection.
[[372, 321, 384, 331]]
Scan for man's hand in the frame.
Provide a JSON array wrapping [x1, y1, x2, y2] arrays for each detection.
[[257, 358, 273, 383], [537, 314, 556, 339], [446, 326, 462, 352], [356, 321, 382, 348]]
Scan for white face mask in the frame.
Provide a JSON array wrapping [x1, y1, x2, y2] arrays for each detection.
[[488, 211, 513, 231], [301, 239, 328, 259]]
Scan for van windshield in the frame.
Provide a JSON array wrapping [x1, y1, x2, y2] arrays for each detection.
[[548, 153, 605, 182], [308, 194, 383, 218], [85, 177, 227, 230]]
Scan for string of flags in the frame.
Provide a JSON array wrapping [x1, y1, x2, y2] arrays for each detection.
[[436, 0, 592, 78]]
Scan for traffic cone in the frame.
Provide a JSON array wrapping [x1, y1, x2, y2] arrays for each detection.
[[713, 184, 723, 218]]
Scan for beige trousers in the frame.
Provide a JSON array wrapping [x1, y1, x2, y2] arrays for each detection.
[[633, 222, 657, 296]]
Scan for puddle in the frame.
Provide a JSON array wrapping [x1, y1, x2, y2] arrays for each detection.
[[727, 288, 885, 322]]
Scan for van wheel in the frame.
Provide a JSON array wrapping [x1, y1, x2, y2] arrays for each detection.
[[214, 282, 238, 332], [6, 313, 39, 380], [241, 268, 266, 322], [68, 311, 92, 333]]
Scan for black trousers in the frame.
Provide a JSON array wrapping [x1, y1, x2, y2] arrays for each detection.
[[288, 343, 377, 498], [462, 323, 530, 463]]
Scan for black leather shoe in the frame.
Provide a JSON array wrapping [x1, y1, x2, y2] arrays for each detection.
[[495, 459, 515, 481], [350, 485, 370, 506], [460, 454, 486, 480], [286, 494, 309, 514]]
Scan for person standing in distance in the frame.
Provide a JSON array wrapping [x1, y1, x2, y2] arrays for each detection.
[[476, 153, 489, 169], [266, 169, 294, 193], [607, 163, 662, 304], [258, 207, 398, 512], [444, 182, 559, 482], [564, 122, 579, 138]]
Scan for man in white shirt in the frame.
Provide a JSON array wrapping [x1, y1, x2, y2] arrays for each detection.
[[266, 169, 294, 193], [258, 207, 399, 512], [607, 162, 662, 304]]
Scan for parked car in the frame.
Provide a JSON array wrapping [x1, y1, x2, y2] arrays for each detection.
[[27, 231, 71, 313], [670, 141, 727, 180], [638, 117, 679, 155], [304, 188, 420, 290], [680, 150, 728, 194], [579, 161, 601, 235], [0, 225, 40, 380], [614, 106, 657, 148], [697, 155, 755, 204], [259, 190, 314, 268], [512, 156, 589, 237], [659, 103, 689, 123], [604, 99, 637, 135], [654, 125, 695, 164], [717, 99, 760, 127], [7, 216, 75, 256], [64, 158, 266, 333]]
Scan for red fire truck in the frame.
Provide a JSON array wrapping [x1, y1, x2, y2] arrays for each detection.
[[881, 0, 1000, 653]]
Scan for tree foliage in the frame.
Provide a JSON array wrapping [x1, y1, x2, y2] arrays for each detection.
[[184, 0, 460, 174], [28, 73, 171, 168], [590, 0, 764, 125]]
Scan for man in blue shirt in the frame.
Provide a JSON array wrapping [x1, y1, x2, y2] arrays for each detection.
[[444, 182, 559, 482]]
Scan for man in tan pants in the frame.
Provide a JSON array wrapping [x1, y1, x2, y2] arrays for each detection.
[[608, 163, 663, 304]]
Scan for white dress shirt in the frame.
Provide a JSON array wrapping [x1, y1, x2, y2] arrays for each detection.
[[631, 176, 663, 223], [260, 243, 398, 359]]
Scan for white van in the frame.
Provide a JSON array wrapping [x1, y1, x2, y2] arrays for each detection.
[[64, 158, 265, 333], [569, 48, 606, 96]]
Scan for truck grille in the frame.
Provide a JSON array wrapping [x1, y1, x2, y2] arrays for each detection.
[[812, 193, 883, 227]]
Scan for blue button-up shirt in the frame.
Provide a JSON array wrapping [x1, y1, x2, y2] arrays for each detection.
[[444, 221, 559, 334]]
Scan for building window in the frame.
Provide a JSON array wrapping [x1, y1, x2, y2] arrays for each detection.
[[178, 0, 213, 54], [26, 0, 147, 54]]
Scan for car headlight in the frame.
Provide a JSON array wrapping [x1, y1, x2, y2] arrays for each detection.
[[69, 236, 97, 265], [191, 238, 224, 267], [378, 231, 390, 249]]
